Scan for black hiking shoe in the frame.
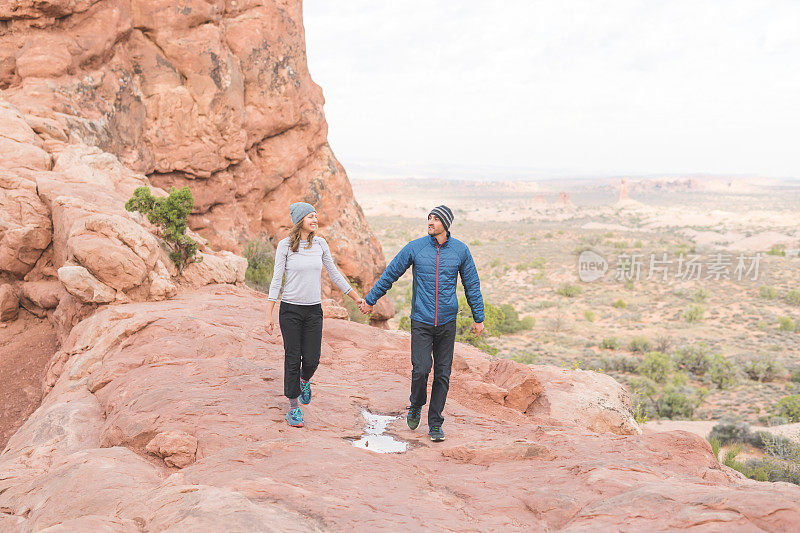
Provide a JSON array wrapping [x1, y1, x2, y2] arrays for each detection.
[[407, 405, 422, 430], [429, 426, 445, 442]]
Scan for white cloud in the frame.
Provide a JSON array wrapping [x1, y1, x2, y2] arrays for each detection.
[[303, 0, 800, 177]]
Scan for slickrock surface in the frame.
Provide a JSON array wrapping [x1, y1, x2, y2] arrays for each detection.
[[1, 284, 798, 531]]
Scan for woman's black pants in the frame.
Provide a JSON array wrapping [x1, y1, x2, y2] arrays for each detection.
[[279, 301, 323, 399]]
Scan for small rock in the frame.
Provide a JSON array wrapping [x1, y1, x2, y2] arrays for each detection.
[[146, 430, 198, 468], [0, 283, 19, 321], [57, 265, 116, 303]]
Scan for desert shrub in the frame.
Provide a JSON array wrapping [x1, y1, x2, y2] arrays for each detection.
[[544, 314, 568, 332], [631, 393, 649, 424], [791, 367, 800, 383], [125, 186, 201, 273], [628, 336, 652, 353], [399, 315, 411, 331], [455, 295, 503, 355], [767, 244, 786, 256], [786, 290, 800, 306], [654, 335, 673, 354], [497, 304, 535, 334], [556, 284, 583, 297], [657, 384, 707, 419], [600, 337, 621, 350], [584, 309, 596, 322], [684, 304, 705, 323], [759, 415, 788, 427], [759, 285, 778, 299], [708, 418, 753, 446], [708, 353, 738, 389], [775, 395, 800, 423], [673, 343, 712, 375], [741, 354, 785, 382], [631, 376, 707, 420], [638, 351, 672, 383], [723, 442, 800, 485], [242, 237, 275, 291], [778, 316, 796, 332], [692, 288, 709, 302], [613, 299, 627, 309], [600, 354, 639, 373], [709, 436, 721, 459], [510, 352, 538, 365]]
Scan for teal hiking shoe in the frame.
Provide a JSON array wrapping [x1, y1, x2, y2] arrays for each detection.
[[299, 379, 312, 405], [285, 407, 304, 428], [429, 426, 445, 442], [407, 405, 422, 430]]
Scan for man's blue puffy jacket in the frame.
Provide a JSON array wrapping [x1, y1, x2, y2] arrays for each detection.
[[365, 231, 484, 326]]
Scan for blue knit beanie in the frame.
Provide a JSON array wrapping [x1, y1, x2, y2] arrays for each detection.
[[289, 202, 316, 225]]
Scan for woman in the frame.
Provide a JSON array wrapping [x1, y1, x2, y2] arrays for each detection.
[[265, 202, 366, 427]]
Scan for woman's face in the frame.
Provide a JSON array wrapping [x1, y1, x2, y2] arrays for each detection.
[[302, 211, 318, 233]]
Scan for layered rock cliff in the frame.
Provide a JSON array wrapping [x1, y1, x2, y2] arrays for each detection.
[[0, 0, 393, 321]]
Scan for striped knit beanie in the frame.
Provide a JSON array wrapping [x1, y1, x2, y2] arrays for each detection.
[[429, 205, 454, 230]]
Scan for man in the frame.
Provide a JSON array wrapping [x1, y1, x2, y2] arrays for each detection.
[[360, 205, 484, 442]]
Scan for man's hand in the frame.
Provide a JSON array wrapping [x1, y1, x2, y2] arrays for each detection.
[[265, 315, 276, 336], [358, 300, 373, 314], [472, 321, 484, 337]]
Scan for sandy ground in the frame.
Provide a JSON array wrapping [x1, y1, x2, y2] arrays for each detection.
[[0, 311, 58, 450]]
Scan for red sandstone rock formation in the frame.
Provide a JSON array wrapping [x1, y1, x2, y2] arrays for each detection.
[[619, 177, 629, 202], [530, 194, 547, 206], [0, 284, 797, 531], [556, 191, 572, 206], [0, 0, 393, 323]]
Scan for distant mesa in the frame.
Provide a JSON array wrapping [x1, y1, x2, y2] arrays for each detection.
[[530, 194, 547, 206], [528, 192, 573, 208]]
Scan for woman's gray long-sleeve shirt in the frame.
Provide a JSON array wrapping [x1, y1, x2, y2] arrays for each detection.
[[268, 236, 353, 305]]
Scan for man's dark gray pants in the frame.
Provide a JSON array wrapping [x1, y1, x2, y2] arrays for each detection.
[[409, 318, 457, 428]]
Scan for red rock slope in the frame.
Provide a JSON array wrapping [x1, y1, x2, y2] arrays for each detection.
[[0, 284, 798, 531]]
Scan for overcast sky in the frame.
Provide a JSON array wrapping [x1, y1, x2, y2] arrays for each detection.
[[303, 1, 800, 179]]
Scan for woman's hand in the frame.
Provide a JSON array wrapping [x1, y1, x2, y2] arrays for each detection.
[[265, 300, 277, 336]]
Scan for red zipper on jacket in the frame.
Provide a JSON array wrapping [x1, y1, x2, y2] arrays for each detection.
[[435, 241, 441, 325]]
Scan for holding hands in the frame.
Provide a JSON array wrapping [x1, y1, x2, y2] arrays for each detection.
[[358, 299, 373, 315]]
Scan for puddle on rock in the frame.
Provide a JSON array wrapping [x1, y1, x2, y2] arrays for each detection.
[[351, 409, 408, 454]]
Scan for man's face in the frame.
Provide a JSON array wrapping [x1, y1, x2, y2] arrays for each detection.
[[427, 214, 445, 236]]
